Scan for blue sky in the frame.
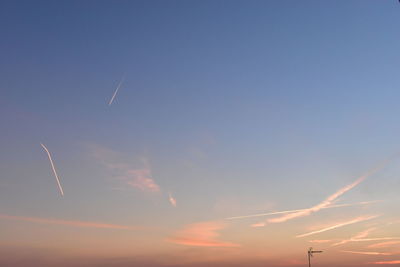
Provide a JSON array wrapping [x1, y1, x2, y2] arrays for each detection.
[[1, 1, 400, 266]]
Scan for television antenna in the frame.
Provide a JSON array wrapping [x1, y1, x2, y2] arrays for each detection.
[[308, 247, 323, 267]]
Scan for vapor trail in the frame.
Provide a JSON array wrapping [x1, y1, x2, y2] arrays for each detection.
[[268, 159, 392, 224], [108, 75, 125, 106], [331, 227, 377, 246], [296, 215, 379, 238], [226, 201, 380, 220], [341, 250, 392, 256], [40, 143, 64, 196]]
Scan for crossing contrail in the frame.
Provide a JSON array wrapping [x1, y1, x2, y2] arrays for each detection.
[[296, 215, 379, 238], [267, 158, 393, 224], [40, 143, 64, 196], [108, 75, 125, 106], [225, 201, 381, 220]]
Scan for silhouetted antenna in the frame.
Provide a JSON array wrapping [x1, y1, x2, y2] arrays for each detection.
[[308, 247, 323, 267]]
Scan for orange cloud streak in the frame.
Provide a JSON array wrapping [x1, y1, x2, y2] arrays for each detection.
[[351, 238, 400, 242], [369, 260, 400, 265], [0, 214, 141, 230], [296, 215, 379, 238], [168, 221, 240, 247], [250, 222, 266, 228], [369, 241, 400, 249], [341, 250, 392, 256]]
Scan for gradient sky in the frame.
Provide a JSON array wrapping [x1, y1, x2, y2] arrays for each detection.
[[1, 1, 400, 266]]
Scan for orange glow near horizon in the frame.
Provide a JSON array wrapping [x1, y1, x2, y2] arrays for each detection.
[[0, 213, 142, 230]]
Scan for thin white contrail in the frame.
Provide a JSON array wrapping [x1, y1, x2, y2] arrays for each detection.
[[267, 158, 393, 224], [296, 215, 379, 238], [108, 75, 125, 106], [225, 201, 381, 220], [331, 227, 377, 246], [40, 143, 64, 196]]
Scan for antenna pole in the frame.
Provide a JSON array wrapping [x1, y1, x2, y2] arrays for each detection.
[[308, 247, 322, 267]]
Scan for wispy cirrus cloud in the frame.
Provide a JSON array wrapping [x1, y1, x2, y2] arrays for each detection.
[[168, 192, 177, 207], [168, 221, 240, 247], [0, 214, 141, 230], [267, 160, 389, 224], [126, 168, 160, 192], [90, 144, 161, 193], [296, 215, 379, 238]]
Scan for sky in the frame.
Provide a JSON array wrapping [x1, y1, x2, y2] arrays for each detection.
[[1, 0, 400, 266]]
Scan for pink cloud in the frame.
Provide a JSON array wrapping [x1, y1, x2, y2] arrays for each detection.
[[126, 169, 160, 192], [0, 214, 141, 230], [168, 221, 240, 248], [250, 222, 266, 228]]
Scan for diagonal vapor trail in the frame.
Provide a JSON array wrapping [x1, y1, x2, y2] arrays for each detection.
[[225, 201, 380, 220], [108, 75, 125, 106], [296, 215, 379, 238], [40, 143, 64, 196], [267, 158, 394, 224], [331, 227, 376, 246]]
